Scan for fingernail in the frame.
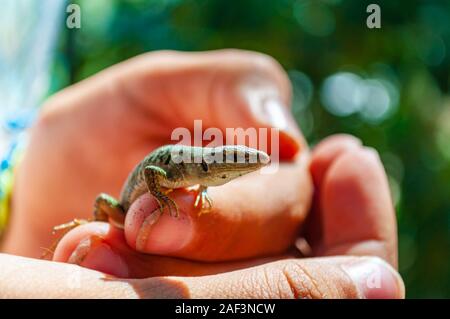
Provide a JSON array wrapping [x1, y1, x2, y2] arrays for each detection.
[[69, 236, 129, 278], [241, 77, 304, 159], [68, 236, 103, 265], [260, 97, 302, 137], [257, 97, 304, 160], [342, 257, 405, 299], [362, 147, 381, 162], [241, 77, 301, 135]]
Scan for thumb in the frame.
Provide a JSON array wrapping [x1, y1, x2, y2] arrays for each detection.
[[157, 256, 405, 299], [120, 49, 304, 160], [210, 51, 303, 160]]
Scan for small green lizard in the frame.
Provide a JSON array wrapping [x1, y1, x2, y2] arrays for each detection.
[[52, 144, 270, 251]]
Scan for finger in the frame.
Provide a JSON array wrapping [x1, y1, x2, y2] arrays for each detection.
[[0, 253, 138, 298], [309, 134, 362, 188], [113, 49, 303, 159], [44, 49, 304, 161], [52, 222, 295, 278], [145, 256, 404, 299], [305, 134, 362, 245], [1, 253, 404, 299], [309, 139, 397, 267]]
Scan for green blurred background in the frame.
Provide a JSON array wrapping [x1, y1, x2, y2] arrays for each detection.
[[51, 0, 450, 298]]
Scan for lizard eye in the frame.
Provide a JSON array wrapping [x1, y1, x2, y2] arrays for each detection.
[[233, 151, 238, 163], [201, 161, 209, 172]]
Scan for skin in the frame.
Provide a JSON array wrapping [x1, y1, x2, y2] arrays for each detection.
[[0, 50, 404, 298]]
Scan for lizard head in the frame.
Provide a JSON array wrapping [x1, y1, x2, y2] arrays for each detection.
[[188, 145, 271, 187]]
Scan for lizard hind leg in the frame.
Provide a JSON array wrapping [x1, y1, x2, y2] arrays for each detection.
[[93, 193, 126, 229], [42, 194, 125, 260], [52, 218, 89, 233], [41, 218, 90, 259]]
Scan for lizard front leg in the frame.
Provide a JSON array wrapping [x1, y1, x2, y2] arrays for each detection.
[[144, 165, 179, 218], [194, 185, 213, 215], [135, 165, 179, 251]]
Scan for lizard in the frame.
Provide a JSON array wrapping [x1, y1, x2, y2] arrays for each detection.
[[51, 144, 270, 253]]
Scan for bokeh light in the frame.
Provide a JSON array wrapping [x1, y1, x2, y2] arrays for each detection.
[[293, 0, 336, 37], [436, 104, 450, 162], [320, 72, 399, 123]]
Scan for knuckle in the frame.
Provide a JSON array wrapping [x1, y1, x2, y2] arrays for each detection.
[[280, 261, 327, 299], [278, 259, 361, 299], [257, 267, 290, 298]]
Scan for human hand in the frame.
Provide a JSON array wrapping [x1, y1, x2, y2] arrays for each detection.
[[2, 50, 404, 298]]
